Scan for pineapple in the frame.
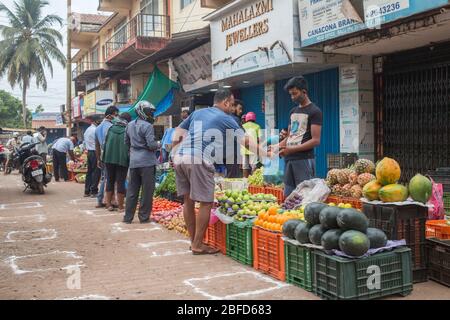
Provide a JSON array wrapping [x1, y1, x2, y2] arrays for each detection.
[[337, 169, 355, 185], [326, 169, 340, 186], [355, 159, 376, 174], [349, 172, 358, 186], [357, 173, 376, 187], [341, 183, 353, 197], [350, 185, 363, 198], [331, 184, 343, 196]]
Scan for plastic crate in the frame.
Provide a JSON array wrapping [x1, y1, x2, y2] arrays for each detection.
[[285, 241, 314, 292], [427, 238, 450, 287], [265, 186, 285, 203], [362, 202, 428, 283], [443, 193, 450, 215], [426, 220, 450, 240], [327, 153, 358, 170], [226, 221, 253, 266], [248, 185, 266, 195], [325, 195, 342, 204], [204, 220, 227, 255], [313, 247, 413, 300], [428, 171, 450, 192], [252, 227, 285, 281]]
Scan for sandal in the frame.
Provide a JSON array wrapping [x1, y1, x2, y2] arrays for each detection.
[[107, 206, 117, 212]]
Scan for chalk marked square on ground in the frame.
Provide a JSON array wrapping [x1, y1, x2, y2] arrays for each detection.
[[0, 214, 46, 224], [183, 270, 289, 300], [5, 229, 57, 242], [111, 222, 162, 234], [58, 295, 111, 300], [79, 209, 117, 218], [0, 202, 43, 210], [138, 240, 191, 257], [69, 198, 97, 206], [4, 250, 84, 275]]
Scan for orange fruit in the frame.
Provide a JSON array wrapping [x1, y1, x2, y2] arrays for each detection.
[[268, 206, 278, 216], [254, 219, 260, 226], [262, 213, 269, 221], [267, 215, 275, 223], [258, 212, 265, 219], [262, 221, 269, 230]]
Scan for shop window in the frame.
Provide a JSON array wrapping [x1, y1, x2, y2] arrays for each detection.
[[181, 0, 194, 10]]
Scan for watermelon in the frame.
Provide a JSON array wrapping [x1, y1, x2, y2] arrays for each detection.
[[337, 208, 369, 232], [308, 224, 327, 245], [378, 184, 409, 202], [339, 230, 370, 257], [321, 229, 343, 250], [366, 228, 388, 249], [282, 219, 302, 239], [294, 222, 310, 244], [408, 174, 432, 204], [319, 206, 341, 229], [304, 202, 328, 226]]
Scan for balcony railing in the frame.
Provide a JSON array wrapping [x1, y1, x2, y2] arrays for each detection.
[[72, 62, 106, 80], [105, 13, 170, 60]]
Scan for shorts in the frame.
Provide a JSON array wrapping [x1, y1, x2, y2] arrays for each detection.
[[173, 155, 216, 203], [284, 159, 315, 197], [242, 154, 258, 171]]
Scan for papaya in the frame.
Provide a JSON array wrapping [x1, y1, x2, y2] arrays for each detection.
[[408, 174, 432, 204], [363, 180, 382, 201], [376, 157, 401, 186], [378, 184, 409, 202]]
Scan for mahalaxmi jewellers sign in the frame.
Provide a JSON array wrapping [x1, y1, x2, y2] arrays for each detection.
[[221, 0, 274, 50]]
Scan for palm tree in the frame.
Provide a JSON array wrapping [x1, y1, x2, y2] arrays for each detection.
[[0, 0, 66, 128]]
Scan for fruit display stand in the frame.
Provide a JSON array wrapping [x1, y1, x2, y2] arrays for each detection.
[[252, 227, 286, 281], [248, 185, 266, 194], [426, 220, 450, 240], [284, 240, 314, 292], [313, 247, 413, 300], [205, 220, 227, 255], [226, 220, 253, 266], [265, 186, 285, 204], [426, 238, 450, 287], [362, 202, 428, 283]]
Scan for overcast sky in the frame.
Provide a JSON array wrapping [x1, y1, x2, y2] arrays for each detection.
[[0, 0, 104, 112]]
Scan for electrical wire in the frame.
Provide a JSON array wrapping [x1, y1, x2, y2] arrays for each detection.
[[178, 0, 199, 33]]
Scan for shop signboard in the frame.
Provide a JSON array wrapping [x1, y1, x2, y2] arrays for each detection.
[[71, 96, 81, 119], [82, 91, 114, 116], [83, 91, 96, 116], [209, 0, 297, 81], [299, 0, 450, 46]]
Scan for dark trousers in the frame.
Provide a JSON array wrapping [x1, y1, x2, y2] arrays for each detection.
[[105, 163, 128, 194], [53, 150, 68, 181], [124, 166, 155, 223], [85, 151, 100, 195]]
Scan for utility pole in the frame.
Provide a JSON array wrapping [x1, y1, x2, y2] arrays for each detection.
[[66, 0, 72, 136]]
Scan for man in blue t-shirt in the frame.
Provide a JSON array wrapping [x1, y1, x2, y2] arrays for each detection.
[[171, 89, 270, 255]]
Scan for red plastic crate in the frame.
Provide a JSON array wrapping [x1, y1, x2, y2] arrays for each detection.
[[265, 187, 285, 203], [341, 197, 363, 210], [252, 227, 285, 281], [325, 195, 342, 204], [204, 220, 227, 255], [248, 185, 266, 195], [426, 220, 450, 240]]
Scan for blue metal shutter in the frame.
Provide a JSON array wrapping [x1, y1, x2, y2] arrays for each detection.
[[239, 84, 265, 128], [276, 68, 340, 178]]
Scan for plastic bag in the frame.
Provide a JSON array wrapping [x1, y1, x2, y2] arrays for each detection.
[[427, 178, 445, 220], [212, 208, 234, 225], [285, 178, 331, 208]]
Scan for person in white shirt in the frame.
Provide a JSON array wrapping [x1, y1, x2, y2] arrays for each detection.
[[52, 136, 76, 182], [33, 126, 48, 163], [83, 116, 102, 197], [21, 131, 34, 145], [4, 132, 21, 175]]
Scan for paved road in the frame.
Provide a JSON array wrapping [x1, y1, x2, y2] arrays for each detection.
[[0, 173, 449, 300]]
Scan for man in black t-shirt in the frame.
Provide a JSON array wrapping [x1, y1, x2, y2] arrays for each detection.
[[277, 76, 323, 197]]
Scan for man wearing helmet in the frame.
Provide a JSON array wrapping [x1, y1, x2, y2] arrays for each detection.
[[123, 101, 160, 224], [242, 111, 261, 178], [3, 132, 21, 175]]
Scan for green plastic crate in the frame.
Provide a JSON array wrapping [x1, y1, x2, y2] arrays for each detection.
[[444, 193, 450, 216], [313, 247, 413, 300], [284, 241, 314, 292], [226, 221, 253, 266]]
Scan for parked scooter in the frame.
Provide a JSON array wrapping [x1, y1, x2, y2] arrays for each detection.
[[15, 142, 52, 194]]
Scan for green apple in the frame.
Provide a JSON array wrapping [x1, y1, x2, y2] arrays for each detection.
[[232, 204, 239, 211]]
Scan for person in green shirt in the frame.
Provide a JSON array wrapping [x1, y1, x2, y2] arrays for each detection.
[[102, 112, 132, 212], [242, 112, 261, 178]]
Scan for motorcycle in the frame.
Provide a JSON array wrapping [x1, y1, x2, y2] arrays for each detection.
[[15, 142, 52, 194]]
